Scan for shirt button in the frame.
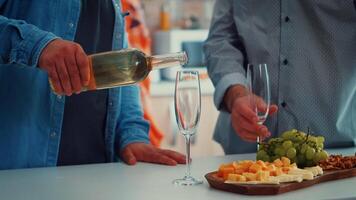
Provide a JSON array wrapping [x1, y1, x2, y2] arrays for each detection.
[[109, 102, 113, 106], [283, 59, 288, 65], [68, 22, 74, 28], [284, 16, 290, 22], [50, 132, 57, 137], [57, 95, 62, 100], [281, 102, 287, 108], [122, 11, 130, 17]]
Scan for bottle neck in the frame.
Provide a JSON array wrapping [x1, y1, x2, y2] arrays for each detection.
[[148, 52, 188, 71]]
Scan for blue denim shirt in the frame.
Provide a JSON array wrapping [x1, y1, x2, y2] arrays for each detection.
[[0, 0, 150, 169]]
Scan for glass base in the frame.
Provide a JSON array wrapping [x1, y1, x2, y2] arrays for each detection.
[[173, 176, 203, 186]]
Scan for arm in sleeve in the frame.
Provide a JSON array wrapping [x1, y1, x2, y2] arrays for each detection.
[[0, 15, 58, 66], [203, 0, 248, 111], [115, 85, 150, 152]]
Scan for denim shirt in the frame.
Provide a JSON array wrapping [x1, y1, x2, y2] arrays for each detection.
[[0, 0, 150, 169]]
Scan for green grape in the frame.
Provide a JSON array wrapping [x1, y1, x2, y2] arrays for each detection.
[[274, 147, 285, 156], [268, 138, 277, 144], [294, 144, 301, 156], [264, 129, 326, 167], [316, 142, 324, 149], [256, 150, 267, 160], [256, 154, 263, 161], [308, 136, 317, 143], [286, 147, 297, 159], [313, 150, 328, 163], [282, 140, 293, 149], [316, 136, 325, 143], [291, 129, 298, 133], [298, 131, 307, 138], [281, 131, 293, 140], [258, 145, 265, 151], [300, 143, 308, 154], [291, 131, 299, 137], [319, 150, 328, 161], [306, 147, 316, 160], [288, 131, 303, 142], [313, 152, 321, 163], [262, 155, 270, 162]]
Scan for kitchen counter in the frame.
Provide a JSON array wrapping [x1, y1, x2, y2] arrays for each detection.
[[0, 147, 355, 200]]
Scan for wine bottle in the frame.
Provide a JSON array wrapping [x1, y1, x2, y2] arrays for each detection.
[[50, 48, 188, 93]]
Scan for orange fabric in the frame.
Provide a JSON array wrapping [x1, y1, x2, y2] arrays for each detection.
[[122, 0, 163, 147]]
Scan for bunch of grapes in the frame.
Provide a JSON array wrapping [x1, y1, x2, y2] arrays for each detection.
[[256, 129, 329, 167]]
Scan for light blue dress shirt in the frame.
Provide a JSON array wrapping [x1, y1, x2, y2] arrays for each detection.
[[204, 0, 356, 154], [0, 0, 150, 169]]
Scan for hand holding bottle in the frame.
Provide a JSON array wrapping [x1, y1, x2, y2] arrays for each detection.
[[39, 39, 90, 96], [224, 84, 278, 142]]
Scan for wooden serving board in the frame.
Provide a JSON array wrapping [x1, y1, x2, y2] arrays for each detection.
[[205, 168, 356, 195]]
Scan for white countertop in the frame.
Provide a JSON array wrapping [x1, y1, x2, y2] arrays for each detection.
[[0, 147, 355, 200]]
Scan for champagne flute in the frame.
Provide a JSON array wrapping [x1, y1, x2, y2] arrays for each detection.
[[246, 63, 271, 147], [173, 70, 203, 186]]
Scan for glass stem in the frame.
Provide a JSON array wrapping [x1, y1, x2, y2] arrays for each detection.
[[184, 134, 191, 178], [257, 136, 260, 151]]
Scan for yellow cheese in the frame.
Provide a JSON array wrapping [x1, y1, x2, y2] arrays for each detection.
[[288, 168, 314, 180]]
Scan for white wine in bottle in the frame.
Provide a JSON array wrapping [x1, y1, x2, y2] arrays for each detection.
[[50, 48, 188, 93]]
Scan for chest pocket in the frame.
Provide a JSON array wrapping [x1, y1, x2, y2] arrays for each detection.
[[232, 1, 280, 36]]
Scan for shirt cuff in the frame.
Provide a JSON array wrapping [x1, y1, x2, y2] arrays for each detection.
[[30, 32, 59, 67], [116, 128, 150, 153], [214, 72, 247, 111], [11, 27, 58, 67]]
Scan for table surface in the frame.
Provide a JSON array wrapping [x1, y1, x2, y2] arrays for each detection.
[[1, 147, 355, 200]]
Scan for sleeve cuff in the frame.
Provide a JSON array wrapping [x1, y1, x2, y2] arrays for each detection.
[[214, 72, 247, 111], [30, 32, 59, 67], [116, 128, 150, 153], [11, 26, 59, 67]]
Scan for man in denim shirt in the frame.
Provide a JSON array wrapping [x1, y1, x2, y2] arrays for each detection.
[[205, 0, 356, 154], [0, 0, 185, 169]]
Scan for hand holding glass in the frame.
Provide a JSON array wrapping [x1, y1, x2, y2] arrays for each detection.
[[173, 71, 203, 186], [246, 63, 271, 145]]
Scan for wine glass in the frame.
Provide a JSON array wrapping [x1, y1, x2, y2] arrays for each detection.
[[246, 63, 271, 147], [173, 70, 203, 186]]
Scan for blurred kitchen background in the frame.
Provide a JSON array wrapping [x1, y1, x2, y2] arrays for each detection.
[[124, 0, 223, 156]]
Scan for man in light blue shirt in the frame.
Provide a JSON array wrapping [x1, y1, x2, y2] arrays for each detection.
[[0, 0, 185, 169], [204, 0, 356, 154]]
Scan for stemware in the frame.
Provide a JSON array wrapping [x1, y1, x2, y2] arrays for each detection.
[[246, 63, 271, 146], [173, 70, 203, 186]]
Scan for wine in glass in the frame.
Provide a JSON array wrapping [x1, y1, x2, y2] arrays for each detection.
[[246, 63, 271, 146], [173, 70, 203, 186]]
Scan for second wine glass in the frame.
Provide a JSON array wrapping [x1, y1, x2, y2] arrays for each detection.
[[246, 63, 271, 145], [173, 70, 202, 186]]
